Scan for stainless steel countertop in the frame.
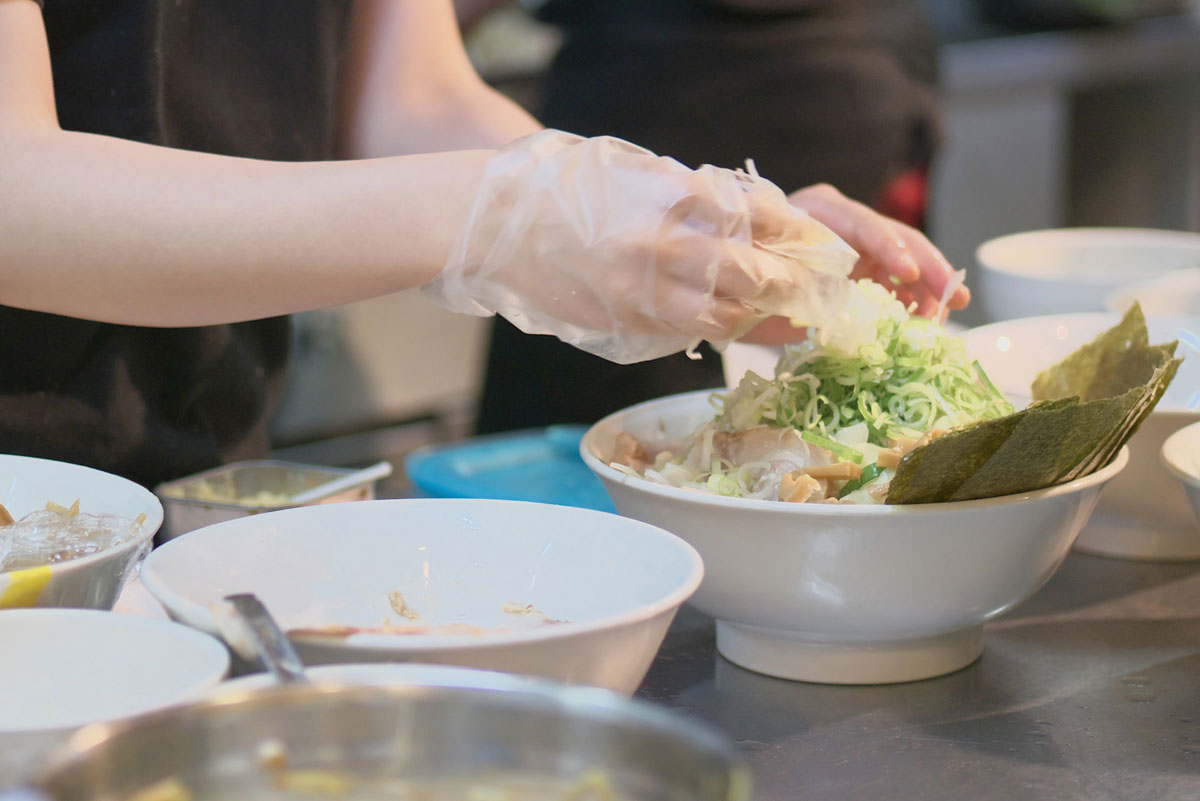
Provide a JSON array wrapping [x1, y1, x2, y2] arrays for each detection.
[[637, 551, 1200, 801], [5, 482, 1198, 798]]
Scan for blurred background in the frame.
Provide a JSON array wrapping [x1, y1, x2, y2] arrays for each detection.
[[269, 0, 1200, 495]]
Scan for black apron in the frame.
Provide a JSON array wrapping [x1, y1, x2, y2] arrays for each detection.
[[3, 0, 351, 487]]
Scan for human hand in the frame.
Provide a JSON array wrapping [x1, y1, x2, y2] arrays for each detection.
[[787, 183, 968, 320], [423, 131, 858, 364]]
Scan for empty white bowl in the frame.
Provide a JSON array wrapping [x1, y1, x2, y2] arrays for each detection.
[[0, 455, 163, 610], [581, 391, 1126, 685], [975, 227, 1200, 323], [1162, 422, 1200, 535], [963, 312, 1200, 560], [140, 499, 703, 695], [0, 609, 228, 786], [1106, 268, 1200, 316]]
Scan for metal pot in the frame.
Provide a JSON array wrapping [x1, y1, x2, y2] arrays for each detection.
[[25, 669, 750, 801]]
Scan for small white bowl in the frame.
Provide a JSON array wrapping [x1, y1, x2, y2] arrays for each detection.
[[1105, 268, 1200, 316], [0, 455, 163, 610], [0, 609, 228, 785], [962, 312, 1200, 560], [140, 499, 703, 695], [1162, 422, 1200, 533], [581, 391, 1126, 685], [975, 227, 1200, 323]]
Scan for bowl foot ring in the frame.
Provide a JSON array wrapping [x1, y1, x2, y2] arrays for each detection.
[[715, 621, 984, 685]]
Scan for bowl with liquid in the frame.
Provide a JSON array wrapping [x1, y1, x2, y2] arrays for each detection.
[[0, 455, 163, 610]]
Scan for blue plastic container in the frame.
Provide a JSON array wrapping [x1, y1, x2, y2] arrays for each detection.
[[404, 425, 617, 514]]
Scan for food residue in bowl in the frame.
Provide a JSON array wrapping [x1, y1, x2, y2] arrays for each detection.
[[288, 596, 567, 640], [0, 499, 148, 572], [388, 591, 421, 621]]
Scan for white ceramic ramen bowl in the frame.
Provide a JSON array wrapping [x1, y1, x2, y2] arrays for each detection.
[[1161, 422, 1200, 535], [581, 391, 1127, 685], [974, 227, 1200, 323], [962, 312, 1200, 560], [0, 455, 163, 610], [140, 498, 702, 695]]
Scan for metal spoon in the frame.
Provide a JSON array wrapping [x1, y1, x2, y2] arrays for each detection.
[[219, 593, 308, 684]]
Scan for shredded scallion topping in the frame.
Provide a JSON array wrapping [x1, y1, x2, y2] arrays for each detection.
[[714, 280, 1014, 460]]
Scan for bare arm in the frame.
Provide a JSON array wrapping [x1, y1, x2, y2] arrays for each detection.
[[338, 0, 541, 158], [0, 0, 492, 327]]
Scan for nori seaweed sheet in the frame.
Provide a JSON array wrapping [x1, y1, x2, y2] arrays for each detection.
[[886, 305, 1181, 504]]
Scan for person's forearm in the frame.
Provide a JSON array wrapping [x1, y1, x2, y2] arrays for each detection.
[[0, 127, 490, 326], [338, 0, 542, 159], [342, 81, 542, 159]]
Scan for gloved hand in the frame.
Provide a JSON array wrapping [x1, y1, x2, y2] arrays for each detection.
[[422, 130, 858, 364]]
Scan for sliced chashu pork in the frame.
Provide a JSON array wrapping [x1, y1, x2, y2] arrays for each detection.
[[695, 425, 834, 498]]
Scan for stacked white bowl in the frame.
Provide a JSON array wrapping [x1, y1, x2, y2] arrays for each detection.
[[973, 227, 1200, 323], [969, 226, 1200, 559]]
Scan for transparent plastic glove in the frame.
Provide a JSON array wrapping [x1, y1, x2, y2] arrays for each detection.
[[422, 130, 859, 364]]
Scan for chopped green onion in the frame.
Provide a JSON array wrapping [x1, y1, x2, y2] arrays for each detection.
[[838, 463, 883, 498], [717, 281, 1014, 451], [972, 360, 1005, 403], [800, 431, 865, 464]]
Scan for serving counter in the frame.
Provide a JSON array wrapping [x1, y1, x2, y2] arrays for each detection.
[[5, 485, 1198, 799], [639, 551, 1200, 800]]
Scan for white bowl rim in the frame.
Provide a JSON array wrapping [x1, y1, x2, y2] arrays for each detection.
[[141, 498, 705, 653], [961, 311, 1200, 417], [0, 455, 164, 578], [0, 607, 230, 732], [963, 309, 1200, 332], [1103, 268, 1200, 313], [1162, 421, 1200, 489], [581, 390, 1130, 516], [975, 227, 1200, 283]]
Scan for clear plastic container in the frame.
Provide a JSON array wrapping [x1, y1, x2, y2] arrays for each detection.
[[154, 460, 383, 541]]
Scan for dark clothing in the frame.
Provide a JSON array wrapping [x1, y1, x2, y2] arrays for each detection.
[[4, 1, 351, 487], [533, 0, 940, 201], [476, 0, 941, 435]]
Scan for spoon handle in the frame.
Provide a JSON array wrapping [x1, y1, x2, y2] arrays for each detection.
[[223, 593, 308, 684], [289, 461, 393, 505]]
